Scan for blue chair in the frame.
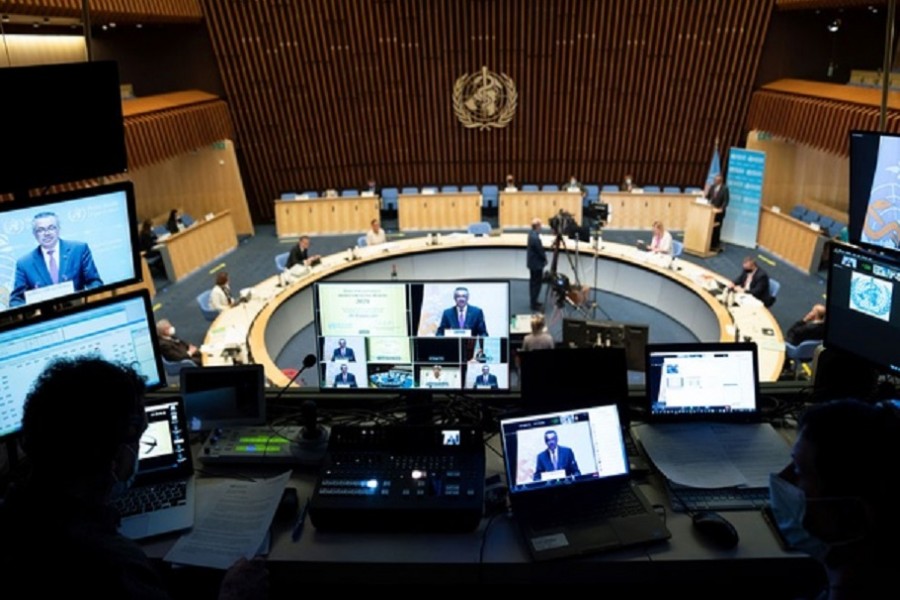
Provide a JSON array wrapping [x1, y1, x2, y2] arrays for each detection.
[[461, 185, 479, 193], [152, 225, 169, 238], [197, 289, 219, 322], [302, 190, 319, 198], [357, 235, 367, 247], [401, 187, 419, 195], [790, 205, 808, 220], [381, 187, 399, 211], [441, 185, 459, 193], [482, 184, 499, 209], [643, 185, 661, 193], [542, 184, 559, 192], [181, 213, 196, 227], [275, 252, 289, 273], [671, 240, 684, 258], [280, 192, 299, 200], [817, 216, 834, 232], [584, 184, 600, 208], [467, 222, 491, 236], [663, 186, 681, 194], [522, 184, 540, 192], [767, 278, 780, 307], [801, 210, 820, 224], [684, 186, 703, 194], [784, 339, 822, 379], [827, 220, 846, 238], [341, 189, 359, 197], [601, 184, 619, 192], [162, 356, 196, 386]]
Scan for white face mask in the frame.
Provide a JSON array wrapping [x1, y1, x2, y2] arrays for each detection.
[[168, 326, 176, 337]]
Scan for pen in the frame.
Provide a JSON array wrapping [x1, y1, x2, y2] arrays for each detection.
[[292, 497, 311, 542]]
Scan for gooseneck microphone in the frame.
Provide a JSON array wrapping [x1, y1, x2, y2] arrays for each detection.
[[272, 353, 318, 404]]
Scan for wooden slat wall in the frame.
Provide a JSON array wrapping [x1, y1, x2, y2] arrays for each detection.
[[0, 0, 202, 22], [200, 0, 773, 222], [775, 0, 885, 10], [746, 89, 900, 156]]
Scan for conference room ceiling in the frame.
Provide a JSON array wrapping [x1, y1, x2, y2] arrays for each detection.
[[200, 0, 772, 221]]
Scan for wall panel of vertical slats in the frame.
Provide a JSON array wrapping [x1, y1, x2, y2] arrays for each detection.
[[0, 0, 202, 22], [200, 0, 773, 222], [746, 79, 900, 157]]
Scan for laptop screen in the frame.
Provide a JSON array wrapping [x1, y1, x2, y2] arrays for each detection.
[[136, 397, 192, 484], [180, 364, 265, 432], [644, 342, 760, 420], [500, 404, 629, 495]]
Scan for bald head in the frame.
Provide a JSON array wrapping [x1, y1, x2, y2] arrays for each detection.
[[531, 218, 542, 231]]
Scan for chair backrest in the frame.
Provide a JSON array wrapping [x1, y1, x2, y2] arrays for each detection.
[[541, 184, 559, 192], [601, 184, 619, 192], [401, 187, 419, 195], [275, 252, 289, 272], [684, 186, 702, 194], [467, 222, 491, 236], [768, 278, 781, 299], [181, 213, 196, 227], [817, 216, 834, 230], [441, 185, 459, 193], [461, 185, 479, 193], [341, 189, 359, 197], [482, 184, 499, 208], [786, 339, 822, 362], [643, 185, 661, 193], [663, 186, 681, 194], [585, 184, 600, 203], [789, 205, 808, 220], [801, 210, 820, 224], [303, 190, 319, 198], [197, 289, 218, 322], [152, 225, 169, 237], [827, 220, 846, 238], [671, 240, 684, 258], [357, 235, 367, 247], [522, 184, 539, 192]]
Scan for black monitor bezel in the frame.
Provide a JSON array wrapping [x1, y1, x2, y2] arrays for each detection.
[[0, 181, 142, 318]]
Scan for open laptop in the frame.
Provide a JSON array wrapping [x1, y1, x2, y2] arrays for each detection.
[[499, 404, 670, 561], [644, 342, 761, 422], [115, 395, 196, 540]]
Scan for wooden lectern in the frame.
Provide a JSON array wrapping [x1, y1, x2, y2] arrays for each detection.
[[684, 201, 718, 258]]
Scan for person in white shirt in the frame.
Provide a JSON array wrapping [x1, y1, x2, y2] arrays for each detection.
[[365, 219, 386, 246], [648, 221, 673, 255], [209, 271, 234, 312]]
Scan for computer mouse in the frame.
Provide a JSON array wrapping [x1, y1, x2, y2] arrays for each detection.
[[691, 510, 739, 549]]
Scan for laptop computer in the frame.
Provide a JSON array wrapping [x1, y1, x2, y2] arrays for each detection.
[[499, 404, 670, 561], [115, 395, 196, 540], [644, 342, 761, 422]]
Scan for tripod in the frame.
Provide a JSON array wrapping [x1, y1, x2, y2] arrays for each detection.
[[544, 231, 594, 328]]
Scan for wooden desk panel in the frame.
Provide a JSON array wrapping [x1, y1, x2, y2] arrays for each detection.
[[159, 211, 237, 282], [599, 191, 700, 230], [498, 192, 582, 228], [758, 208, 826, 275], [275, 198, 380, 239], [398, 192, 482, 231]]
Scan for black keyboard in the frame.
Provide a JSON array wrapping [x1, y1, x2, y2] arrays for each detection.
[[531, 487, 646, 530], [667, 482, 769, 512], [112, 481, 188, 518]]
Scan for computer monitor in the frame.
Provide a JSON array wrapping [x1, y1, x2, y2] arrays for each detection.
[[0, 181, 141, 316], [849, 129, 900, 256], [561, 318, 649, 371], [313, 280, 511, 392], [0, 290, 165, 439], [0, 60, 127, 195], [825, 241, 900, 374]]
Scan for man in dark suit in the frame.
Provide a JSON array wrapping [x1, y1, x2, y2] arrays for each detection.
[[785, 304, 826, 345], [437, 286, 488, 336], [156, 319, 202, 366], [331, 338, 356, 362], [287, 235, 321, 270], [527, 218, 547, 311], [10, 211, 103, 307], [706, 174, 729, 252], [473, 364, 498, 389], [533, 430, 580, 481], [333, 363, 358, 387], [729, 256, 772, 306]]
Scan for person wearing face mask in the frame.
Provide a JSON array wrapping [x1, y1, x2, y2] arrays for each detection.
[[156, 318, 202, 366], [728, 256, 772, 305], [0, 357, 268, 599], [769, 399, 900, 599]]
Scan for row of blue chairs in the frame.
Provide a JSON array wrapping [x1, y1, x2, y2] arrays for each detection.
[[788, 205, 846, 238]]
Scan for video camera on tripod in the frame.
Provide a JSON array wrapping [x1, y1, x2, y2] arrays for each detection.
[[549, 209, 590, 242]]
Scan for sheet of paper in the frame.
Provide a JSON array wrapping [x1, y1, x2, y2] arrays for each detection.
[[164, 471, 291, 569], [632, 422, 791, 488]]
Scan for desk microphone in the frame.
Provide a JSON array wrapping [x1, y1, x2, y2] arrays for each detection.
[[271, 353, 318, 405]]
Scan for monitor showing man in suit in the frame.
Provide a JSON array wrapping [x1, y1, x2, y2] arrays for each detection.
[[333, 363, 358, 388], [10, 211, 103, 307], [533, 430, 580, 481], [436, 286, 488, 337], [331, 338, 356, 362], [473, 364, 499, 389]]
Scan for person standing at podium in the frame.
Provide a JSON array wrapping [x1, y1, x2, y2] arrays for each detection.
[[706, 174, 729, 252]]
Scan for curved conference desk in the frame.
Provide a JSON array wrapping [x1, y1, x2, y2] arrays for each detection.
[[204, 234, 784, 385]]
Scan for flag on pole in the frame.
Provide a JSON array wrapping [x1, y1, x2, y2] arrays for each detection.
[[705, 141, 721, 187]]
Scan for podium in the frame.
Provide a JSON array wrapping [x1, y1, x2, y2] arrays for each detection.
[[684, 201, 717, 258]]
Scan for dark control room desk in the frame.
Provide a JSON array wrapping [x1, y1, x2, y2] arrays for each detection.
[[140, 432, 818, 587], [204, 235, 784, 384]]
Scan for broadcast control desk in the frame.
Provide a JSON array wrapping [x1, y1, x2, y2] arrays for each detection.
[[203, 234, 784, 384]]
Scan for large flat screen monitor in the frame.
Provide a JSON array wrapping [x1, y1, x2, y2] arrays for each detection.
[[313, 281, 511, 392], [0, 60, 127, 194], [0, 290, 165, 439], [849, 129, 900, 255], [0, 181, 141, 315], [825, 241, 900, 374]]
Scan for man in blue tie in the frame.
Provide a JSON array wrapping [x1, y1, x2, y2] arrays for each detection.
[[436, 286, 488, 337], [10, 211, 103, 307], [533, 430, 580, 481], [330, 338, 356, 362]]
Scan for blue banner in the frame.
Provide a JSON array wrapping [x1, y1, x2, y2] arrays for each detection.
[[706, 146, 722, 187], [722, 148, 765, 249]]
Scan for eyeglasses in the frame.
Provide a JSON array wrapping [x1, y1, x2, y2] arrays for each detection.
[[33, 225, 58, 235]]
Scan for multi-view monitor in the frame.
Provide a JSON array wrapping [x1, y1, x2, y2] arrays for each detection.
[[313, 281, 511, 391]]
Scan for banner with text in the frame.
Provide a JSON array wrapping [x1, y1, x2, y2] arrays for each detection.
[[722, 148, 765, 249]]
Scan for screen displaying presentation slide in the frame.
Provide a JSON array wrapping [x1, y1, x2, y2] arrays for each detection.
[[314, 281, 510, 391]]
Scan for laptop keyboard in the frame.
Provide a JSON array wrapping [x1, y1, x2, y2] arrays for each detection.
[[667, 483, 769, 512], [531, 487, 646, 530], [112, 481, 188, 518]]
